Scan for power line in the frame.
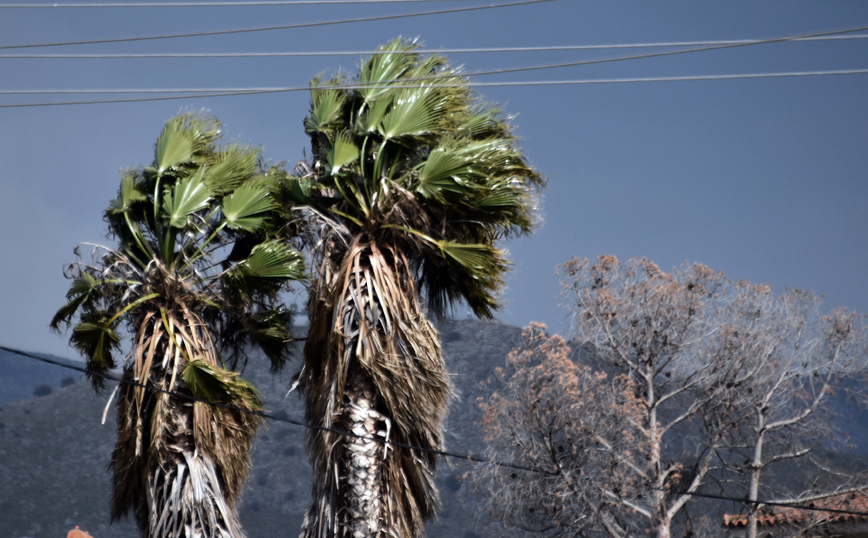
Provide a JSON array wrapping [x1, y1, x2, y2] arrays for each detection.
[[1, 0, 475, 6], [455, 24, 868, 80], [5, 343, 868, 518], [0, 343, 549, 475], [0, 0, 556, 50], [681, 490, 868, 519], [5, 22, 862, 96], [3, 68, 867, 108], [2, 34, 866, 59], [7, 68, 868, 94]]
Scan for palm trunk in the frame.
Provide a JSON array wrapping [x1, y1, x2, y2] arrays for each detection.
[[111, 313, 253, 538], [342, 365, 388, 538], [300, 239, 449, 538], [147, 396, 246, 538]]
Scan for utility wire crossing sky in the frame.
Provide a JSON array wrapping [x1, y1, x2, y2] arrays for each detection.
[[1, 0, 866, 360]]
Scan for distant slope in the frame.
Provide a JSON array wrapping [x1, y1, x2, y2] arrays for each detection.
[[0, 348, 87, 405], [3, 319, 864, 538], [0, 319, 522, 538]]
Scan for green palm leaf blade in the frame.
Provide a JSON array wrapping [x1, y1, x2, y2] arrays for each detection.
[[50, 271, 102, 330], [436, 240, 500, 274], [305, 81, 347, 135], [357, 96, 393, 134], [379, 86, 440, 140], [182, 359, 262, 408], [155, 118, 196, 174], [70, 318, 120, 379], [283, 176, 313, 204], [162, 168, 212, 228], [155, 113, 223, 174], [221, 183, 277, 232], [108, 172, 148, 215], [203, 145, 258, 195], [415, 147, 471, 199], [231, 240, 306, 279], [357, 39, 419, 104], [454, 105, 501, 137], [327, 131, 360, 173]]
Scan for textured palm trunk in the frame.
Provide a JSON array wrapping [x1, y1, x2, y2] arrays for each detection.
[[300, 240, 449, 538], [146, 397, 245, 538], [342, 366, 388, 538], [111, 313, 252, 538]]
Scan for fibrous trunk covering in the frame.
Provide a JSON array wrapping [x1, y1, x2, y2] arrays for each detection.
[[111, 308, 255, 538], [300, 239, 450, 538]]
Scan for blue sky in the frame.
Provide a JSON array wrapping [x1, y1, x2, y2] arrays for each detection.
[[1, 0, 866, 359]]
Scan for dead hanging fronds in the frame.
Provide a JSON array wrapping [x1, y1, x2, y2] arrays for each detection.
[[299, 238, 449, 538], [111, 303, 263, 537]]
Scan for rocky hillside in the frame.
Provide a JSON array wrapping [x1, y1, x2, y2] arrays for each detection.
[[3, 318, 866, 538], [0, 319, 523, 538]]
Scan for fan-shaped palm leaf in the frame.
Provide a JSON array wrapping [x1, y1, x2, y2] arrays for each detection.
[[221, 183, 277, 232]]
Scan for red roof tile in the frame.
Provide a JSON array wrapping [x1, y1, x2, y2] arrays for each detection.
[[722, 492, 868, 528]]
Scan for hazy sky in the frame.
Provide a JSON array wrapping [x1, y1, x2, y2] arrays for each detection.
[[1, 0, 866, 360]]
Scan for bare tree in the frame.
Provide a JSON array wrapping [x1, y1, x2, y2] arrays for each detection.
[[712, 284, 868, 538], [472, 323, 648, 538], [470, 256, 868, 538]]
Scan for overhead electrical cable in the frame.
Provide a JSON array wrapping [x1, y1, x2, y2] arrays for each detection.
[[2, 0, 479, 7], [5, 341, 868, 519], [0, 0, 556, 50], [3, 68, 868, 108], [2, 34, 867, 59], [429, 23, 868, 81], [0, 343, 552, 475], [5, 21, 860, 93]]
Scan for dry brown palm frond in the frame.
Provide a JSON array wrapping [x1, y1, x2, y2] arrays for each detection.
[[299, 237, 450, 538], [111, 303, 260, 538]]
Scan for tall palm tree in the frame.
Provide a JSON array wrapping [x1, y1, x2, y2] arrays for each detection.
[[290, 39, 544, 538], [52, 113, 306, 538]]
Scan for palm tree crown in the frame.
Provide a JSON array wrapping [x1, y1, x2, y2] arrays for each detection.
[[52, 112, 305, 538], [292, 38, 543, 538]]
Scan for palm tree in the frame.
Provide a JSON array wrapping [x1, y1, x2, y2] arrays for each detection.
[[290, 39, 544, 538], [52, 113, 306, 538]]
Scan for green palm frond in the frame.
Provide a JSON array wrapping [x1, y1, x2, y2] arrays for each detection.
[[283, 176, 314, 204], [327, 131, 359, 173], [162, 168, 212, 228], [155, 119, 195, 175], [221, 183, 277, 232], [305, 78, 347, 135], [204, 145, 259, 195], [357, 39, 419, 105], [379, 86, 440, 140], [108, 172, 148, 215], [232, 240, 306, 279], [357, 94, 393, 134], [182, 359, 262, 409], [70, 317, 120, 380], [435, 240, 508, 283], [51, 270, 103, 330]]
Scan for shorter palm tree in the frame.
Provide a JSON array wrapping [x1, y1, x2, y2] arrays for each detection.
[[52, 113, 305, 538]]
